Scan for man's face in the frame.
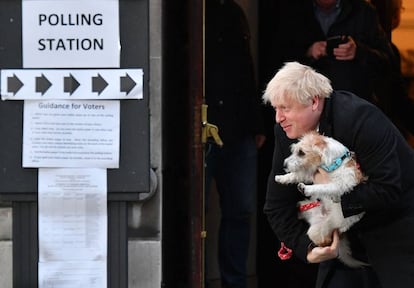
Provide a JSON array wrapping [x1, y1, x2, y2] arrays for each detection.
[[273, 95, 322, 139]]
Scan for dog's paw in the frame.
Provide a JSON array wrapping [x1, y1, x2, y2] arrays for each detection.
[[297, 183, 307, 194], [297, 183, 314, 197], [275, 175, 286, 184]]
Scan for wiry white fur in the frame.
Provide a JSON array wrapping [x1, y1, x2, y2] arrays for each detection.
[[275, 131, 368, 268]]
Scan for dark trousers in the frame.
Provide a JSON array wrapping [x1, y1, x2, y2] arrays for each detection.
[[318, 260, 382, 288], [205, 136, 257, 288]]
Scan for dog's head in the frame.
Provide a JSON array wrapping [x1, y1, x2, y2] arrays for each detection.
[[284, 131, 348, 174]]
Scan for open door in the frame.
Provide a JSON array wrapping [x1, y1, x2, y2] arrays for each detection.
[[162, 1, 206, 287]]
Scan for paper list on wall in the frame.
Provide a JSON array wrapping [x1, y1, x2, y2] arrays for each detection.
[[38, 168, 107, 288]]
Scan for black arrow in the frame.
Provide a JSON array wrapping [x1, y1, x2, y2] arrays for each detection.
[[64, 74, 80, 95], [120, 73, 136, 95], [92, 74, 108, 95], [7, 74, 24, 95], [36, 74, 52, 95]]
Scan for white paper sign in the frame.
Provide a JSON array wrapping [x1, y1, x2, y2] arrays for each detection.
[[22, 0, 120, 68], [39, 261, 107, 288], [23, 100, 120, 168], [38, 168, 107, 288], [38, 168, 107, 262]]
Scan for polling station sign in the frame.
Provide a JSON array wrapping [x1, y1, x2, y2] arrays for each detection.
[[22, 0, 120, 68]]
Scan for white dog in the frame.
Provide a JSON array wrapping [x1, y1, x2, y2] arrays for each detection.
[[275, 131, 368, 268]]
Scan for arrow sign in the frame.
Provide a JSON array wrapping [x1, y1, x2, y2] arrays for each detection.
[[120, 73, 137, 95], [92, 74, 108, 95], [36, 74, 52, 95], [7, 74, 24, 95], [1, 69, 143, 100], [64, 74, 80, 95]]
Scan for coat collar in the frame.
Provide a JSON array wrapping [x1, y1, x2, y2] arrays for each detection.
[[318, 94, 334, 137]]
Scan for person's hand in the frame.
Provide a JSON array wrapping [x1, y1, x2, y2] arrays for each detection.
[[306, 41, 327, 60], [307, 230, 340, 263], [333, 36, 356, 60], [313, 167, 330, 184]]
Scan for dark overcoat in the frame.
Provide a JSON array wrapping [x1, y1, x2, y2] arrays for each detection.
[[205, 0, 263, 145], [264, 91, 414, 288]]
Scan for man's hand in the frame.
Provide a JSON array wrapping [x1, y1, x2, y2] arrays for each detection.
[[333, 36, 356, 60], [307, 230, 340, 263], [307, 41, 327, 60]]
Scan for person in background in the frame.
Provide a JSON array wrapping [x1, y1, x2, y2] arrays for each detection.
[[278, 0, 394, 104], [262, 61, 414, 288], [383, 0, 414, 139], [205, 1, 265, 287]]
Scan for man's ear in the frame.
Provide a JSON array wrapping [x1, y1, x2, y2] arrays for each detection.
[[312, 95, 320, 111]]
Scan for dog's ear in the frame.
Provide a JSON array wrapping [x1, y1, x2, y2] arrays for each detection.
[[308, 132, 327, 151]]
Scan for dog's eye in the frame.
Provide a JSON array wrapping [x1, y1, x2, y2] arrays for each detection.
[[297, 149, 305, 157]]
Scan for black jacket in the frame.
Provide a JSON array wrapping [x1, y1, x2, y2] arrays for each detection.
[[279, 0, 394, 102], [205, 0, 263, 145], [264, 91, 414, 288]]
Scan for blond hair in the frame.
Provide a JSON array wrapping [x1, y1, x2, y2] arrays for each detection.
[[262, 62, 333, 105]]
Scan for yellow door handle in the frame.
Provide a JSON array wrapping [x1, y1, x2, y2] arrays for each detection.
[[201, 104, 224, 147]]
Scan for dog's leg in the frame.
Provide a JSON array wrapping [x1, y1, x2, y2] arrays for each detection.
[[306, 204, 346, 246], [275, 173, 306, 184], [339, 212, 365, 233], [324, 201, 365, 232], [297, 182, 345, 199], [307, 222, 334, 246], [337, 234, 369, 268]]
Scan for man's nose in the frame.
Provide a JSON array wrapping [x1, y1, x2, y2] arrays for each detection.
[[275, 110, 284, 123]]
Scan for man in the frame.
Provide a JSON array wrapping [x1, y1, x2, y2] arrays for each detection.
[[205, 1, 265, 288], [278, 0, 394, 104], [262, 61, 414, 288]]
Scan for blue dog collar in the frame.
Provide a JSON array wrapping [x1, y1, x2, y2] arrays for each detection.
[[320, 150, 351, 172]]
